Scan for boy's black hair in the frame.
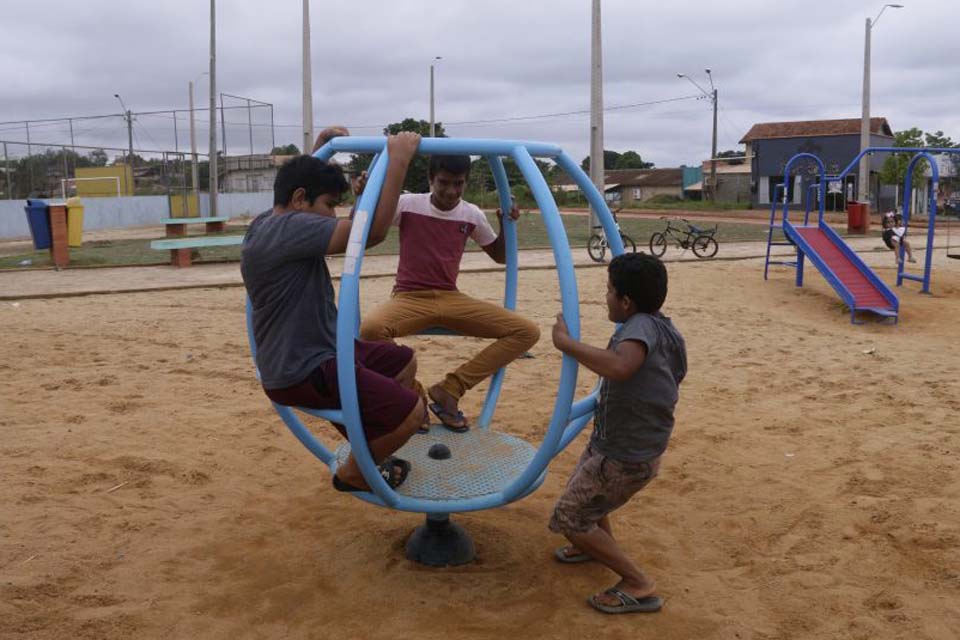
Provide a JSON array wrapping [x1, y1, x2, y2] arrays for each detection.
[[429, 154, 471, 179], [608, 252, 667, 314], [273, 155, 349, 207]]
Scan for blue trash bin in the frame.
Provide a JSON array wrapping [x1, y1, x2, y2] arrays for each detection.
[[24, 199, 52, 250]]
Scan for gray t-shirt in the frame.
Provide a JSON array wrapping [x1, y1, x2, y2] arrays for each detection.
[[240, 210, 339, 389], [590, 311, 687, 463]]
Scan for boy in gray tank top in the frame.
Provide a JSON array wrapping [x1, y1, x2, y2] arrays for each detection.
[[549, 252, 686, 614]]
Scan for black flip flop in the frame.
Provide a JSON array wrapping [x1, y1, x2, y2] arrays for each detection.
[[333, 456, 412, 492], [428, 402, 470, 433]]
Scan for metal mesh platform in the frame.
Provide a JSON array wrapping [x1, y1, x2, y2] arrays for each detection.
[[334, 428, 537, 501]]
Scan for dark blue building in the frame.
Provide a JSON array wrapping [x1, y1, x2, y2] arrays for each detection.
[[740, 118, 894, 211]]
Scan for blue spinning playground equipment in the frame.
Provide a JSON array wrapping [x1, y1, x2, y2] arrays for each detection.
[[764, 146, 960, 323], [246, 137, 624, 565]]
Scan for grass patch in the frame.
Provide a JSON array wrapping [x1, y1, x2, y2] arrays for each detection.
[[0, 215, 856, 270]]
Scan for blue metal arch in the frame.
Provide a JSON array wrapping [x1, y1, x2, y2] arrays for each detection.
[[897, 152, 939, 293], [247, 137, 623, 514]]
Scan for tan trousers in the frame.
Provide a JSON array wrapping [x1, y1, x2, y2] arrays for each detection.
[[360, 290, 540, 400]]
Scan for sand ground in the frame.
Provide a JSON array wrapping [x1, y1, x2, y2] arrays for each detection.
[[2, 252, 959, 639]]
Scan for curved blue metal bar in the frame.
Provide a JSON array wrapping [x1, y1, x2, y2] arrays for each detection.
[[474, 155, 518, 429], [898, 152, 938, 293], [501, 145, 581, 503], [780, 153, 826, 227], [245, 298, 337, 466], [331, 149, 402, 507], [323, 136, 562, 159], [835, 146, 960, 181], [554, 151, 624, 255]]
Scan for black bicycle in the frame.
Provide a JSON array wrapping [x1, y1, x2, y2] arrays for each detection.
[[587, 212, 637, 263], [648, 217, 718, 258]]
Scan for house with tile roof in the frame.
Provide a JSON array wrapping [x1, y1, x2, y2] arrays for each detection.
[[740, 117, 895, 210]]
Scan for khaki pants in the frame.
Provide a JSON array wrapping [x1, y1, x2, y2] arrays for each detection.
[[360, 290, 540, 400]]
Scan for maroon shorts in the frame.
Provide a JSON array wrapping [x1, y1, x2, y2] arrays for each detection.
[[264, 340, 419, 439]]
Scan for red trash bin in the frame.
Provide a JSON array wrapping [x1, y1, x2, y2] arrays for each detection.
[[846, 202, 865, 234]]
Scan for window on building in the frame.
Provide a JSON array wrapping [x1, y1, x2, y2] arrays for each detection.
[[768, 176, 795, 203], [633, 188, 642, 200]]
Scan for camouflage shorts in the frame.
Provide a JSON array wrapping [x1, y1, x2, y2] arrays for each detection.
[[549, 445, 660, 535]]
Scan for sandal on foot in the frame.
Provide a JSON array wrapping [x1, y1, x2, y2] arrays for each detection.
[[554, 546, 592, 564], [587, 588, 663, 614], [428, 403, 470, 433], [333, 456, 412, 493]]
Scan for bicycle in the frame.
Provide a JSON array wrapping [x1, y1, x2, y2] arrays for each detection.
[[587, 211, 636, 263], [648, 217, 718, 258]]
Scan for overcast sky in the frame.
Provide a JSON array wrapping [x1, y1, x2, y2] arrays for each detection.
[[1, 0, 957, 167]]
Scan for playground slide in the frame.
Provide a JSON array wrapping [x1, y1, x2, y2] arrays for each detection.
[[782, 220, 899, 321]]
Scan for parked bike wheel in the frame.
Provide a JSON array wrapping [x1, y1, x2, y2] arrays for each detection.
[[692, 235, 718, 258], [649, 232, 667, 257], [620, 234, 637, 254], [587, 234, 607, 263]]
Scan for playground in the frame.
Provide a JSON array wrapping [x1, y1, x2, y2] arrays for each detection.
[[2, 245, 959, 638]]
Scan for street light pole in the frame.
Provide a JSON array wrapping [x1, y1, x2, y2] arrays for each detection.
[[859, 3, 904, 207], [429, 56, 442, 137]]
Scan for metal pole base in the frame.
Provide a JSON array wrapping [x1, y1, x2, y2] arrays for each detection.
[[405, 514, 475, 567]]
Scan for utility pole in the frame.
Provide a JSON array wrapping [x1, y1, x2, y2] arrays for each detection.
[[114, 94, 135, 193], [859, 16, 872, 206], [710, 87, 718, 202], [3, 143, 12, 200], [189, 80, 200, 198], [677, 71, 719, 202], [247, 98, 254, 155], [209, 0, 218, 217], [589, 0, 605, 232], [429, 56, 441, 137], [302, 0, 314, 153]]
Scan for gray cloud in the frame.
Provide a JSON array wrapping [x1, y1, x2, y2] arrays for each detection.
[[1, 0, 956, 166]]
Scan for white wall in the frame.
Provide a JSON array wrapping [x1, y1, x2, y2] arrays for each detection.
[[0, 191, 272, 239]]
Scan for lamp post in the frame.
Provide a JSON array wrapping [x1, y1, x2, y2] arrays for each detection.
[[114, 93, 134, 193], [302, 0, 314, 153], [859, 3, 903, 207], [429, 56, 442, 137], [677, 71, 718, 202], [189, 72, 208, 202]]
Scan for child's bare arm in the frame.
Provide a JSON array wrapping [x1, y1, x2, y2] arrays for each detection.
[[551, 314, 646, 382]]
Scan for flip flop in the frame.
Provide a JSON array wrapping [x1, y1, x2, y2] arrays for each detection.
[[587, 588, 663, 614], [428, 403, 470, 433], [554, 546, 592, 564], [333, 456, 412, 493]]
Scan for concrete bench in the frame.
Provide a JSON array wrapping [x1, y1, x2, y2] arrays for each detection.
[[150, 235, 244, 267], [160, 216, 230, 237]]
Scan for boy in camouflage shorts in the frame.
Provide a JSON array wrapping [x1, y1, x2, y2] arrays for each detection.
[[549, 253, 687, 614]]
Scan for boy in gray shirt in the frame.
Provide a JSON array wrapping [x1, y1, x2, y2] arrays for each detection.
[[549, 252, 687, 614]]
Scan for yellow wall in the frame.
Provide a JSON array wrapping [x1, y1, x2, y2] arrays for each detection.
[[74, 166, 133, 197], [168, 192, 200, 217]]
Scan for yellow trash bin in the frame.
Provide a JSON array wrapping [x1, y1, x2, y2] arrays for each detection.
[[65, 197, 84, 247]]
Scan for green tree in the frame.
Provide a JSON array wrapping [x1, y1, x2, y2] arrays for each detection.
[[880, 128, 927, 198], [716, 149, 745, 164], [923, 131, 960, 177], [270, 143, 300, 155], [88, 148, 108, 167], [614, 150, 654, 169], [377, 118, 447, 192], [580, 150, 622, 172]]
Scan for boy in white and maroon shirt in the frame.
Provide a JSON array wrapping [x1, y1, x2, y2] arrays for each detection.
[[360, 155, 540, 431]]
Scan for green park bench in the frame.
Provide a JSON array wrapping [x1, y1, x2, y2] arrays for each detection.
[[161, 216, 230, 237], [150, 235, 244, 267]]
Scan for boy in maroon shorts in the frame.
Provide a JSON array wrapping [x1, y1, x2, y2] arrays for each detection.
[[241, 131, 424, 492]]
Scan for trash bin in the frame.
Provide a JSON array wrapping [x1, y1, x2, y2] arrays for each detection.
[[65, 197, 84, 247], [846, 201, 869, 234], [23, 199, 52, 250]]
